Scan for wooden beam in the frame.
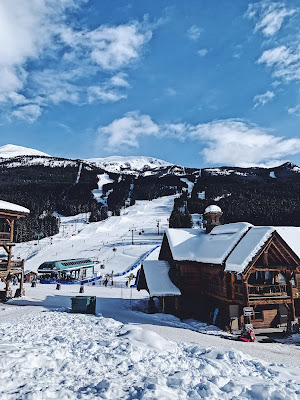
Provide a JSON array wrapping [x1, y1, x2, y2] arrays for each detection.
[[0, 211, 27, 219], [243, 234, 275, 279], [249, 298, 292, 305], [202, 291, 244, 304], [263, 250, 269, 266]]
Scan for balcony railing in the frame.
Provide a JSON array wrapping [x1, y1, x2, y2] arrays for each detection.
[[0, 232, 11, 243], [248, 284, 288, 297], [0, 260, 23, 271]]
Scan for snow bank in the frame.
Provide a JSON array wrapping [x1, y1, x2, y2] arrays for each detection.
[[118, 325, 174, 350], [142, 260, 181, 296], [0, 309, 299, 399], [0, 199, 30, 214]]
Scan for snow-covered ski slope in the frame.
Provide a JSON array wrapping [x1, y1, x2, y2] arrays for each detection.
[[14, 195, 176, 276]]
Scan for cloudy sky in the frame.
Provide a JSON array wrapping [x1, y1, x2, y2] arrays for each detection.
[[0, 0, 300, 168]]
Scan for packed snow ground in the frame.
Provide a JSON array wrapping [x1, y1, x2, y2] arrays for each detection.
[[13, 196, 176, 277], [0, 284, 300, 399]]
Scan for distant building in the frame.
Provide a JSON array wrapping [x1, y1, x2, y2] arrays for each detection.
[[38, 258, 94, 281]]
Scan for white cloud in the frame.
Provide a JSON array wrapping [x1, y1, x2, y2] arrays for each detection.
[[12, 104, 42, 123], [246, 1, 297, 36], [247, 3, 300, 87], [165, 88, 177, 97], [253, 90, 275, 107], [98, 112, 300, 167], [197, 48, 208, 57], [99, 111, 160, 148], [258, 46, 299, 67], [187, 25, 203, 41], [87, 86, 127, 103], [0, 1, 152, 121], [288, 104, 300, 116], [189, 119, 300, 167], [258, 45, 300, 82], [109, 73, 130, 88]]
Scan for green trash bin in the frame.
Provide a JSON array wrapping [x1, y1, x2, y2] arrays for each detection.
[[71, 296, 96, 315]]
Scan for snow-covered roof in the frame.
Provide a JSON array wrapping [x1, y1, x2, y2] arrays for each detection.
[[165, 222, 300, 274], [225, 227, 274, 273], [274, 227, 300, 260], [204, 205, 222, 214], [142, 260, 181, 297], [166, 222, 252, 265], [0, 200, 30, 215]]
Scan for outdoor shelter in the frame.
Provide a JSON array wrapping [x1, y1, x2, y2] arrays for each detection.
[[0, 200, 30, 300], [38, 258, 94, 281]]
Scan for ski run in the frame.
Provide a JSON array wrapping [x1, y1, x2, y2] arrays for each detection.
[[0, 195, 300, 399]]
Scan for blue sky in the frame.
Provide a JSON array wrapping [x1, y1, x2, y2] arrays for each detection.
[[0, 0, 300, 168]]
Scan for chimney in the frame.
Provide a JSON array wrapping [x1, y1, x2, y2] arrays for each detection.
[[204, 205, 223, 233]]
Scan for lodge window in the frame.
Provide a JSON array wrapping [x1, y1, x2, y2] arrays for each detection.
[[253, 306, 263, 320], [291, 272, 296, 287]]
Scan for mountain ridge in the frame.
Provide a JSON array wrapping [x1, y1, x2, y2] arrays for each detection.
[[1, 143, 299, 176]]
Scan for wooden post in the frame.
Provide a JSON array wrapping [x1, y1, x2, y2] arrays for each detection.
[[20, 259, 24, 295], [286, 272, 296, 321], [230, 273, 235, 300], [243, 277, 250, 307], [7, 245, 12, 271], [9, 219, 14, 243]]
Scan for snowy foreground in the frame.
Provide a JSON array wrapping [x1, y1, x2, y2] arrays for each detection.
[[0, 284, 300, 400]]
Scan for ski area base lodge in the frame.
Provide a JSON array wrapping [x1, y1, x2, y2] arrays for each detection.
[[137, 205, 300, 331]]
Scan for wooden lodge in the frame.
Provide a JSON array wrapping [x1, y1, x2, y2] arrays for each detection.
[[138, 205, 300, 332], [0, 200, 30, 301]]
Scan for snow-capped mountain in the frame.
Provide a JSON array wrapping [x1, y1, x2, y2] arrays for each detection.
[[87, 155, 173, 174], [0, 144, 50, 158]]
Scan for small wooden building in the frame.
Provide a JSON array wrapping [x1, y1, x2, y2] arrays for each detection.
[[24, 270, 37, 283], [139, 206, 300, 331], [137, 260, 181, 314], [0, 200, 29, 300]]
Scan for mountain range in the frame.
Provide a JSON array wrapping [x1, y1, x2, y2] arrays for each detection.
[[1, 144, 300, 243]]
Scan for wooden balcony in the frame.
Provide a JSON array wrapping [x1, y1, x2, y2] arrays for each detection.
[[0, 232, 11, 243], [248, 283, 288, 297], [0, 260, 23, 276], [234, 283, 291, 304]]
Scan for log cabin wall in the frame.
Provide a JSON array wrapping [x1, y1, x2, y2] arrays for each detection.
[[174, 262, 228, 299]]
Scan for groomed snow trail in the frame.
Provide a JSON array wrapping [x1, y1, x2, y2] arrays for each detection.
[[0, 309, 299, 400], [14, 195, 176, 276]]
